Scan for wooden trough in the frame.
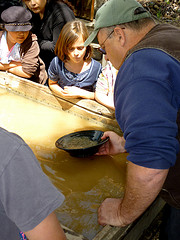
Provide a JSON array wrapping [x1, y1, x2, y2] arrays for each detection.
[[0, 71, 165, 240]]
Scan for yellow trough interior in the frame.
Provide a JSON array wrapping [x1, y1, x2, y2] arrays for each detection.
[[0, 72, 165, 240]]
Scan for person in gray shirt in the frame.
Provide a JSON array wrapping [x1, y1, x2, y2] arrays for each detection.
[[0, 127, 66, 240]]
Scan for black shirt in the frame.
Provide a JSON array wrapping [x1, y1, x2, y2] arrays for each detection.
[[30, 1, 75, 70]]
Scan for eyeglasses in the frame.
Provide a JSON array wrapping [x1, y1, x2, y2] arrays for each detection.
[[98, 47, 106, 55], [98, 30, 114, 55], [97, 27, 125, 55]]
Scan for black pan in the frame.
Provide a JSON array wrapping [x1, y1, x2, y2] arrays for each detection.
[[55, 130, 109, 158]]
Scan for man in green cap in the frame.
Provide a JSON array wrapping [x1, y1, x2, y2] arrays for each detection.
[[85, 0, 180, 239]]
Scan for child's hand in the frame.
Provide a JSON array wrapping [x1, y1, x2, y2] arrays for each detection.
[[60, 86, 94, 99], [62, 86, 82, 97]]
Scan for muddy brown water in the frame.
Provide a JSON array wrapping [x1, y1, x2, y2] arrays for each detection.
[[0, 88, 127, 239]]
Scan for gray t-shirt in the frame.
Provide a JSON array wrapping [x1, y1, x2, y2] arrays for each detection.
[[0, 127, 65, 239]]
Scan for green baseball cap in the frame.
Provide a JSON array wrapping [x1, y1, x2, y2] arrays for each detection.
[[84, 0, 151, 46]]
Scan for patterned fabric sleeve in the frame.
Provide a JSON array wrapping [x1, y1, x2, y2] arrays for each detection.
[[96, 61, 117, 96]]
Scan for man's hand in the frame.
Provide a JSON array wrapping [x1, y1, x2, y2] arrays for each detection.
[[96, 131, 126, 155], [98, 198, 126, 227], [98, 162, 169, 229]]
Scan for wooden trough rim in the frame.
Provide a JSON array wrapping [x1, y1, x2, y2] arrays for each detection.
[[0, 71, 165, 240], [0, 71, 114, 117], [0, 71, 121, 133]]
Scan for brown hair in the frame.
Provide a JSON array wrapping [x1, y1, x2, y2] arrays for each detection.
[[55, 20, 92, 61]]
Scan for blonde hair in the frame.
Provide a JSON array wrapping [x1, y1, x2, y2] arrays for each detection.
[[55, 20, 92, 61]]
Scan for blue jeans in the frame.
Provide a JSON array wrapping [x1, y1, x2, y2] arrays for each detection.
[[159, 204, 180, 240]]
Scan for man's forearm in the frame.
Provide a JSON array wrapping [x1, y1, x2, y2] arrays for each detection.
[[98, 161, 168, 226], [119, 161, 168, 225]]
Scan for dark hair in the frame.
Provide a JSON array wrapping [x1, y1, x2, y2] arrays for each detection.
[[55, 20, 92, 61]]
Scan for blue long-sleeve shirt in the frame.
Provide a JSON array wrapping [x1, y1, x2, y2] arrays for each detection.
[[115, 48, 180, 169]]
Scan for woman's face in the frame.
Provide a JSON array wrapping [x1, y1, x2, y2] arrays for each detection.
[[7, 31, 29, 44], [67, 35, 87, 64], [23, 0, 47, 14]]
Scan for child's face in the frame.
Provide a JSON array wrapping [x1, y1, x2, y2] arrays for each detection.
[[23, 0, 46, 14], [7, 31, 29, 44], [67, 34, 87, 64]]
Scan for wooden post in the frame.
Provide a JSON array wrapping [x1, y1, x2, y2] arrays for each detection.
[[90, 0, 95, 21]]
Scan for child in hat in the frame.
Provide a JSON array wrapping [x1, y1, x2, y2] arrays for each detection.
[[0, 6, 47, 84]]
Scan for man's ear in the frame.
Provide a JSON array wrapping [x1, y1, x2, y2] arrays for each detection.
[[114, 26, 125, 46]]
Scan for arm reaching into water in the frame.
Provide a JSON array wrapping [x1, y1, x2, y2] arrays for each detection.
[[98, 161, 168, 227], [96, 131, 126, 155], [96, 132, 168, 228]]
